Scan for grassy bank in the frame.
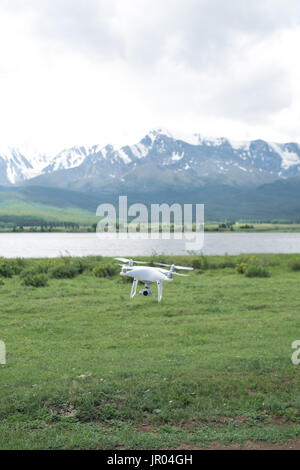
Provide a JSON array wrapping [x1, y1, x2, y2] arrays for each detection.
[[205, 222, 300, 232], [0, 254, 300, 449]]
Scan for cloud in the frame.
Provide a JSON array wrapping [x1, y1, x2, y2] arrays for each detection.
[[8, 0, 300, 68], [0, 0, 300, 151]]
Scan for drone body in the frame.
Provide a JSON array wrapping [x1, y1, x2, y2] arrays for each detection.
[[115, 258, 193, 302]]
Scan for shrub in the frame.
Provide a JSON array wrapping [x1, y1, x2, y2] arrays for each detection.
[[192, 254, 209, 270], [200, 254, 209, 270], [0, 277, 4, 286], [192, 258, 202, 270], [245, 265, 270, 278], [0, 258, 15, 278], [31, 261, 50, 274], [77, 257, 104, 272], [207, 261, 218, 269], [22, 272, 48, 287], [288, 258, 300, 271], [14, 257, 28, 272], [93, 264, 118, 278], [50, 263, 79, 279], [236, 254, 252, 264], [236, 255, 277, 272], [0, 257, 29, 277], [73, 259, 87, 274], [236, 262, 248, 274], [218, 255, 236, 269]]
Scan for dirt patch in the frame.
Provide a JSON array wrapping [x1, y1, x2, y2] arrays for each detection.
[[50, 404, 76, 418], [134, 414, 293, 433], [176, 439, 300, 450], [136, 423, 160, 433], [96, 419, 115, 429], [165, 415, 250, 430]]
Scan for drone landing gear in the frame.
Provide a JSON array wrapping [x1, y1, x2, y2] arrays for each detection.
[[130, 279, 138, 298], [157, 281, 163, 302], [130, 280, 162, 302]]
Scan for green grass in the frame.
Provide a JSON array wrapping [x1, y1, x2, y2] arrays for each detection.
[[2, 198, 300, 233], [1, 254, 300, 449], [0, 199, 98, 226], [205, 222, 300, 232]]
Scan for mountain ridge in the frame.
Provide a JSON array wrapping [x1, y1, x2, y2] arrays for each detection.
[[1, 129, 300, 221], [1, 129, 300, 189]]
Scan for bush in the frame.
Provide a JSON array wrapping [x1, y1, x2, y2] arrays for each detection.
[[13, 258, 27, 273], [0, 277, 4, 286], [245, 265, 270, 278], [200, 254, 209, 270], [31, 261, 51, 274], [191, 254, 209, 270], [50, 263, 79, 279], [236, 262, 248, 274], [236, 255, 252, 264], [218, 255, 236, 269], [0, 258, 15, 277], [93, 263, 118, 278], [0, 258, 30, 277], [192, 258, 202, 270], [73, 259, 87, 274], [207, 261, 218, 269], [288, 258, 300, 271], [0, 257, 29, 277], [22, 272, 48, 287], [80, 256, 103, 271]]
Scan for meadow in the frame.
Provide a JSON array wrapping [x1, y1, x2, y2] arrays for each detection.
[[0, 253, 300, 449], [0, 199, 99, 230], [2, 197, 300, 233]]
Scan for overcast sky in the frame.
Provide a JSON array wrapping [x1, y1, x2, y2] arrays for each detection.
[[1, 0, 300, 154]]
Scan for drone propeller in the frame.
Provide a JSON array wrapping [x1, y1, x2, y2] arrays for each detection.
[[115, 257, 147, 265], [153, 262, 193, 271], [159, 269, 188, 276]]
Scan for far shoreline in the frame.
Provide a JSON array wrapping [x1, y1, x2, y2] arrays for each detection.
[[2, 222, 300, 234]]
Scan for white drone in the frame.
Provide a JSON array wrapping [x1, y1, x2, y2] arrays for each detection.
[[115, 257, 193, 302]]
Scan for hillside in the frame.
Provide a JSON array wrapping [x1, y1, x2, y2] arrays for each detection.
[[1, 178, 300, 224], [1, 129, 300, 222]]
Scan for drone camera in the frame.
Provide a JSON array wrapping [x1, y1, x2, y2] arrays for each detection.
[[139, 288, 152, 297]]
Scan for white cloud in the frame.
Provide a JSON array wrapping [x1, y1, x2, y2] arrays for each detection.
[[0, 0, 300, 154]]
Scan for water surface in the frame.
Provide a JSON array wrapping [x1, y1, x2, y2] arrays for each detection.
[[1, 232, 300, 258]]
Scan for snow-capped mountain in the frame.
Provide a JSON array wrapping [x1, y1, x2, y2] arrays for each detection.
[[42, 146, 91, 173], [2, 128, 300, 189], [0, 146, 49, 185]]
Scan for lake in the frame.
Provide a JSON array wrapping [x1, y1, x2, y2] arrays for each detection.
[[1, 232, 300, 258]]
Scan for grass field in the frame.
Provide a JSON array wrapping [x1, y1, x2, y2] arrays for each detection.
[[0, 199, 98, 227], [2, 198, 300, 233], [205, 222, 300, 232], [1, 254, 300, 449]]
